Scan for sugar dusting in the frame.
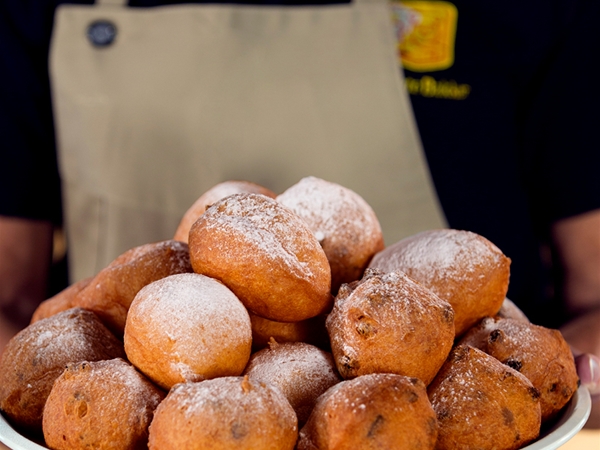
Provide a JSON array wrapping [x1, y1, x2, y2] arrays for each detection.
[[429, 346, 535, 425], [17, 308, 124, 368], [277, 176, 382, 250], [163, 377, 297, 431], [126, 273, 251, 381], [65, 358, 163, 416], [199, 193, 324, 281], [370, 229, 503, 296], [243, 342, 341, 422]]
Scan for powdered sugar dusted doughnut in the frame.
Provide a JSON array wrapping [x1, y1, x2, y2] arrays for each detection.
[[124, 273, 252, 390], [369, 229, 510, 337], [459, 317, 578, 422], [75, 240, 193, 337], [0, 308, 125, 435], [277, 176, 384, 293], [173, 180, 277, 243], [43, 358, 165, 450], [148, 377, 298, 450], [188, 193, 332, 322], [243, 341, 341, 425], [297, 373, 437, 450], [428, 345, 541, 450], [326, 269, 454, 385]]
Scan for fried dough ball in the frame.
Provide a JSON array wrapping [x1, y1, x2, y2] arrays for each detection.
[[74, 240, 193, 337], [124, 273, 252, 390], [30, 276, 93, 324], [0, 308, 125, 435], [326, 269, 454, 385], [243, 340, 342, 425], [249, 312, 330, 352], [428, 345, 541, 450], [188, 193, 332, 322], [368, 229, 510, 336], [495, 297, 530, 322], [297, 373, 438, 450], [148, 377, 298, 450], [276, 176, 384, 294], [458, 317, 578, 422], [173, 180, 277, 243], [42, 358, 165, 450]]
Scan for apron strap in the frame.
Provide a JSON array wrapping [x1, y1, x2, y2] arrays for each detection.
[[96, 0, 385, 6], [96, 0, 128, 6]]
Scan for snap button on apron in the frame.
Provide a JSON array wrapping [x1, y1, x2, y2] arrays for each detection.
[[87, 20, 117, 47]]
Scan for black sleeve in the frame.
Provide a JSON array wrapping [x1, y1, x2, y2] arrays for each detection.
[[520, 0, 600, 226], [0, 0, 62, 223]]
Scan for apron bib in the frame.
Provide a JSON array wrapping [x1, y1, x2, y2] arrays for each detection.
[[49, 0, 447, 282]]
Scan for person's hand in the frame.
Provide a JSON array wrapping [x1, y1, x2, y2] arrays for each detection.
[[575, 353, 600, 400], [561, 310, 600, 428], [0, 216, 53, 356], [552, 210, 600, 429]]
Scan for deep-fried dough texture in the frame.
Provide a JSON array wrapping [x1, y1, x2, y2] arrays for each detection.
[[124, 273, 252, 390], [297, 373, 438, 450], [277, 176, 384, 294], [325, 269, 454, 385], [243, 341, 341, 425], [188, 193, 332, 322], [30, 277, 93, 324], [459, 317, 578, 422], [0, 308, 125, 435], [428, 345, 541, 450], [42, 358, 165, 450], [173, 180, 276, 243], [495, 297, 530, 323], [249, 312, 330, 352], [368, 229, 510, 336], [74, 240, 193, 337], [148, 377, 298, 450]]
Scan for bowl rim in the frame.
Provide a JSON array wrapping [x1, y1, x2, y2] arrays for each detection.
[[0, 385, 592, 450], [521, 385, 592, 450]]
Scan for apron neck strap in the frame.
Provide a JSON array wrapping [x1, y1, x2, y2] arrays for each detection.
[[96, 0, 128, 6], [94, 0, 387, 6]]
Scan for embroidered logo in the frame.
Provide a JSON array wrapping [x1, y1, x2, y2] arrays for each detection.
[[391, 1, 458, 72]]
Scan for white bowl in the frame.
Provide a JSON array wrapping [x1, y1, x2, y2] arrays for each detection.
[[0, 386, 591, 450]]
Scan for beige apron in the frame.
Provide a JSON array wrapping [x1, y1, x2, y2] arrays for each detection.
[[49, 0, 447, 283]]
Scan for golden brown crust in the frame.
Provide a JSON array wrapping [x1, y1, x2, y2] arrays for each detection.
[[148, 377, 298, 450], [30, 277, 93, 324], [276, 176, 385, 294], [326, 269, 455, 385], [124, 273, 252, 390], [74, 240, 193, 337], [0, 308, 125, 435], [188, 193, 332, 322], [297, 373, 438, 450], [173, 180, 277, 243], [428, 345, 541, 450], [42, 358, 165, 450], [368, 229, 510, 336], [458, 317, 579, 422], [243, 341, 341, 425], [249, 312, 330, 352]]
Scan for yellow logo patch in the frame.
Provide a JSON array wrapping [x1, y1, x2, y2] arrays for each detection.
[[391, 0, 458, 72]]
